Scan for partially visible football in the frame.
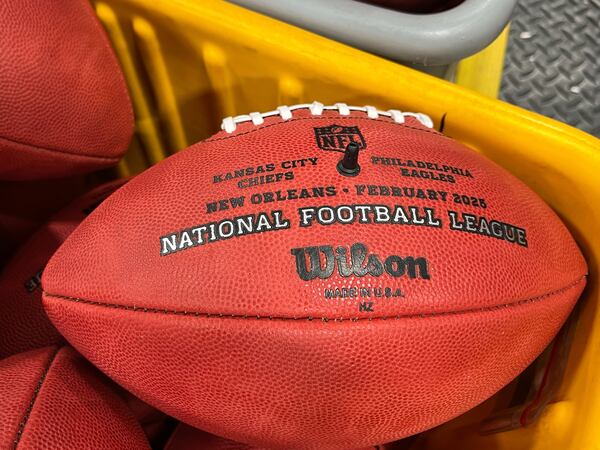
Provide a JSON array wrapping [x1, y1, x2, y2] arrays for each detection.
[[0, 176, 88, 261], [43, 103, 587, 449], [0, 0, 133, 179], [357, 0, 462, 13], [0, 179, 126, 358], [0, 346, 149, 449], [164, 423, 384, 450]]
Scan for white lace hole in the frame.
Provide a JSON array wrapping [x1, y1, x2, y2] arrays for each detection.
[[388, 110, 405, 124], [417, 113, 434, 128], [365, 106, 379, 119], [309, 101, 324, 115], [335, 103, 350, 115], [222, 117, 236, 133], [277, 106, 293, 120], [249, 112, 264, 126]]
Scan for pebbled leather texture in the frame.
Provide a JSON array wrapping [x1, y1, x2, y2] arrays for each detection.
[[0, 0, 133, 180], [164, 423, 382, 450], [42, 109, 587, 449], [0, 346, 149, 449], [0, 179, 127, 359]]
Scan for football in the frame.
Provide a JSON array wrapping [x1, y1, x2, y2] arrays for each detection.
[[357, 0, 461, 13], [0, 179, 126, 358], [0, 176, 88, 261], [0, 346, 149, 449], [0, 0, 133, 180], [42, 103, 587, 449], [164, 424, 271, 450], [165, 423, 384, 450]]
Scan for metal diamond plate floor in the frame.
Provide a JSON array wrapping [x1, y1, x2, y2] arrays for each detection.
[[500, 0, 600, 137]]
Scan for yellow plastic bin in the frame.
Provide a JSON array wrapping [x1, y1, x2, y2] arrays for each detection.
[[92, 0, 600, 448]]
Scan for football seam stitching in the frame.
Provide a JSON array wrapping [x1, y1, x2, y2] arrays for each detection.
[[43, 275, 586, 322], [12, 346, 61, 450], [204, 115, 446, 143], [0, 134, 121, 162]]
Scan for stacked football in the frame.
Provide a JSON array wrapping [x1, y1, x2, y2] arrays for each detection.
[[0, 0, 132, 180], [0, 1, 152, 448]]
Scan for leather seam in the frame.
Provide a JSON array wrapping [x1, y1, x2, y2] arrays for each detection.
[[204, 115, 446, 143], [43, 275, 586, 323], [0, 135, 120, 163], [13, 347, 61, 450]]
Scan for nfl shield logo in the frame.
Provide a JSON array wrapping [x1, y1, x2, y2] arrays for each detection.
[[313, 124, 366, 152]]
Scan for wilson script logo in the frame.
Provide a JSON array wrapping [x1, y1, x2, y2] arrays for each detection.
[[290, 242, 430, 281]]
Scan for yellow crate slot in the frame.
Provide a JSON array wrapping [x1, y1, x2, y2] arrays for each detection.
[[132, 17, 188, 151], [455, 26, 511, 98], [202, 43, 238, 119], [95, 2, 167, 170], [278, 76, 305, 106]]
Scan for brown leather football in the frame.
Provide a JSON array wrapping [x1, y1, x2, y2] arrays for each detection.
[[43, 103, 586, 449]]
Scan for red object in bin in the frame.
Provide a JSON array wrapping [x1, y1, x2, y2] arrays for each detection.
[[358, 0, 463, 13], [0, 0, 133, 180], [0, 179, 126, 359], [42, 105, 586, 449], [0, 346, 149, 449]]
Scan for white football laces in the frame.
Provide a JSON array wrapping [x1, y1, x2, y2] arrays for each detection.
[[221, 101, 434, 133]]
